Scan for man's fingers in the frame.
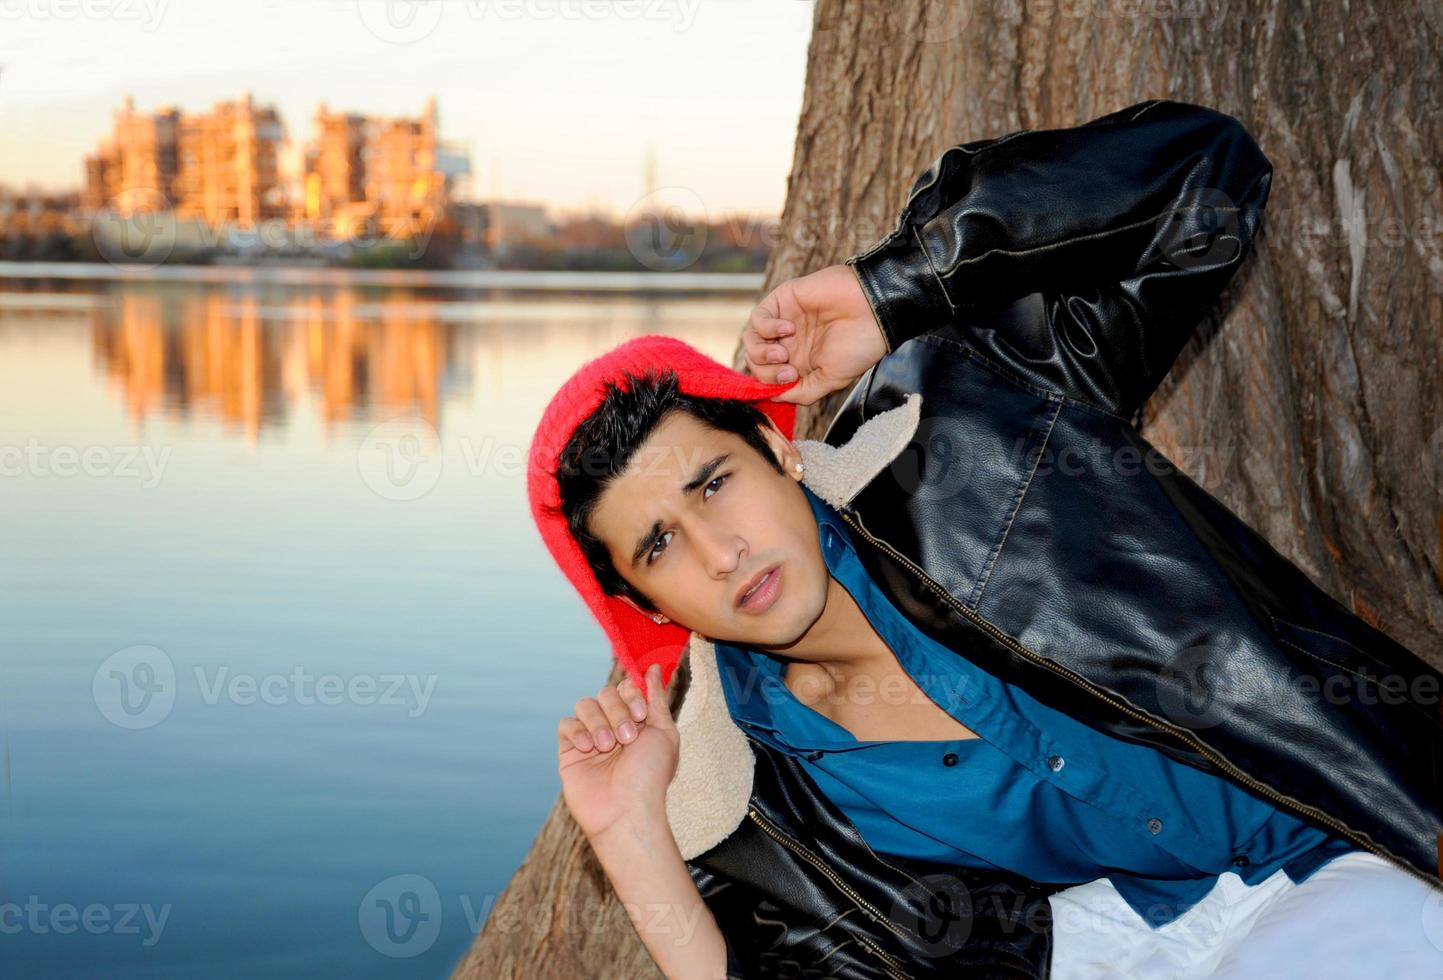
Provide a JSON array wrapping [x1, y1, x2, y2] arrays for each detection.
[[749, 301, 794, 340], [643, 663, 676, 729], [558, 716, 595, 754], [574, 696, 618, 752], [596, 685, 639, 745], [759, 342, 790, 364], [743, 326, 802, 391], [744, 301, 796, 377], [768, 368, 835, 407], [616, 676, 648, 723], [743, 325, 794, 373]]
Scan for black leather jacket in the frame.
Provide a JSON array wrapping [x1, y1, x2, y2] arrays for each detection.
[[673, 99, 1443, 979]]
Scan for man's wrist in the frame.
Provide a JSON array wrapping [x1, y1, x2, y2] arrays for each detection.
[[586, 799, 675, 864]]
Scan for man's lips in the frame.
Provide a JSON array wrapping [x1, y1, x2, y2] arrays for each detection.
[[735, 563, 781, 610]]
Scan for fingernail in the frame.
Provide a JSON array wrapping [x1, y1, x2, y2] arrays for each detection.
[[596, 728, 614, 750], [779, 321, 793, 334], [778, 368, 796, 381], [618, 721, 636, 742], [629, 698, 646, 720], [577, 732, 594, 750]]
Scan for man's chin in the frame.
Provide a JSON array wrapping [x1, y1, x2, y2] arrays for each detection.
[[723, 620, 814, 654]]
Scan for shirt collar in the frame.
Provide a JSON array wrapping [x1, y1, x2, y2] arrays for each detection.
[[802, 480, 858, 568]]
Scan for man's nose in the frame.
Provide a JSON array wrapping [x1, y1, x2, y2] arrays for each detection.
[[695, 522, 745, 578]]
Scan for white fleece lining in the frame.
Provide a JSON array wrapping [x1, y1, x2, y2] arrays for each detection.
[[664, 392, 923, 860]]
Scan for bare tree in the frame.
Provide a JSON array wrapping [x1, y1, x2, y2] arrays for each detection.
[[454, 1, 1442, 974]]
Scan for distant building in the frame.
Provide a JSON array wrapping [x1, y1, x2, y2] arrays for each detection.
[[303, 106, 367, 226], [78, 94, 490, 263], [84, 92, 285, 224], [83, 97, 181, 211], [553, 210, 628, 251], [302, 97, 470, 238], [174, 92, 287, 225], [480, 201, 551, 252], [0, 187, 82, 257]]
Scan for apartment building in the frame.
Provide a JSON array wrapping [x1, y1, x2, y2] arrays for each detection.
[[303, 97, 467, 236], [84, 92, 285, 223]]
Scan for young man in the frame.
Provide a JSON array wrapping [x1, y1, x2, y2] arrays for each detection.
[[528, 100, 1443, 978]]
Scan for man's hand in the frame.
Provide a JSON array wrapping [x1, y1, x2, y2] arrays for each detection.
[[743, 263, 888, 407], [560, 664, 729, 979], [557, 662, 680, 843]]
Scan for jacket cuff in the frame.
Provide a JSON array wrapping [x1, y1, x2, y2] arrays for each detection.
[[846, 225, 957, 355]]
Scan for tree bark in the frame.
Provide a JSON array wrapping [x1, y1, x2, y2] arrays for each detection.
[[455, 1, 1442, 974]]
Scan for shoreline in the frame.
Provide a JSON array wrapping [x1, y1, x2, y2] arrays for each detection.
[[0, 262, 765, 293]]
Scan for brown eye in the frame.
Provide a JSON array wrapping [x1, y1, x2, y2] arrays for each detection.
[[647, 475, 727, 565]]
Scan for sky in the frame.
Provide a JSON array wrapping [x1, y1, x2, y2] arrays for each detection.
[[0, 0, 816, 219]]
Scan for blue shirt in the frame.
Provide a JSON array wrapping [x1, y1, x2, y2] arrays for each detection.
[[713, 482, 1357, 928]]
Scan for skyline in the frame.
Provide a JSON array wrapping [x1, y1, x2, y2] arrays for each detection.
[[0, 0, 814, 219]]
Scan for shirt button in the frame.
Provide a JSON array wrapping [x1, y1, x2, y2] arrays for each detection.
[[1230, 854, 1250, 868], [1146, 818, 1164, 835], [1046, 755, 1065, 772], [942, 752, 959, 767]]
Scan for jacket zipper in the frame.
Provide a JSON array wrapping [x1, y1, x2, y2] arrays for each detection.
[[746, 807, 915, 980], [837, 508, 1443, 897]]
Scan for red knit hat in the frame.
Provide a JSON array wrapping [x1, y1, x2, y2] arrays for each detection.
[[527, 334, 799, 699]]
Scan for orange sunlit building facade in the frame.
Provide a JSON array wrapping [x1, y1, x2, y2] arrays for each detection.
[[302, 97, 455, 237], [85, 93, 285, 220], [84, 97, 182, 212], [84, 93, 467, 239], [174, 92, 287, 226]]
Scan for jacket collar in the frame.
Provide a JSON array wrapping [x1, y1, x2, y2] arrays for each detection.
[[664, 391, 923, 860]]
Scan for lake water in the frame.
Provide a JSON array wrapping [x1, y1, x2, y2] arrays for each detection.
[[0, 267, 760, 978]]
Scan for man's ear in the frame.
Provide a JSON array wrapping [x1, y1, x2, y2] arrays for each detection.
[[618, 592, 669, 624], [758, 416, 802, 478]]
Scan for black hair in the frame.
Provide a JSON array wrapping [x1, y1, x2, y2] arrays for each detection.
[[546, 368, 786, 613]]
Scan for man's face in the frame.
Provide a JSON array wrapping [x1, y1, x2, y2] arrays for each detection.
[[588, 409, 829, 647]]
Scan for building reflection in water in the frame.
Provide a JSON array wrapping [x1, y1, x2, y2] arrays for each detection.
[[90, 288, 451, 444]]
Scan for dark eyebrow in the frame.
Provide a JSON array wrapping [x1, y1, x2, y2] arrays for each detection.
[[629, 453, 731, 568]]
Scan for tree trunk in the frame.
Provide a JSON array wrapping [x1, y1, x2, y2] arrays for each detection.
[[454, 1, 1442, 974]]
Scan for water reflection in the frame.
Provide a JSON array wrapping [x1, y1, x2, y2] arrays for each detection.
[[0, 276, 754, 980], [91, 289, 454, 442]]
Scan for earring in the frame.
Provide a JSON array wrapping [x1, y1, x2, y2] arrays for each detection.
[[794, 461, 805, 475], [652, 613, 667, 624]]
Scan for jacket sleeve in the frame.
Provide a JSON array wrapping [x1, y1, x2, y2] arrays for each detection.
[[688, 862, 763, 979], [846, 98, 1273, 417]]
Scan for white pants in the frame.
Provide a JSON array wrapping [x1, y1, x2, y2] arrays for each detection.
[[1048, 851, 1443, 978]]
